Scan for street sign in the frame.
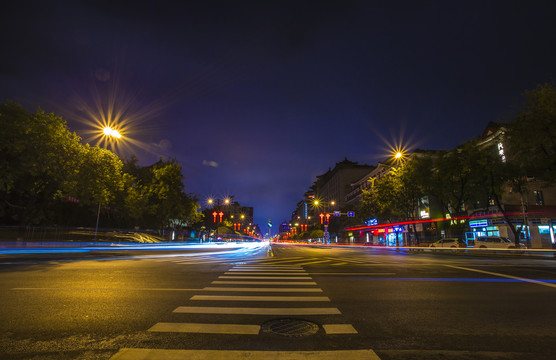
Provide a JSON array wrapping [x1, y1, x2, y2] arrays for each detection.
[[333, 211, 341, 217], [347, 211, 355, 217]]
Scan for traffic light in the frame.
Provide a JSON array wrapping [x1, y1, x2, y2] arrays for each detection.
[[319, 213, 324, 224]]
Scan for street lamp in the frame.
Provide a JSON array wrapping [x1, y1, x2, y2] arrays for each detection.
[[206, 197, 231, 241], [103, 126, 121, 139], [95, 127, 123, 241]]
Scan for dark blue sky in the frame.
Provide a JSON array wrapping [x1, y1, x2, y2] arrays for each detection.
[[2, 1, 556, 228]]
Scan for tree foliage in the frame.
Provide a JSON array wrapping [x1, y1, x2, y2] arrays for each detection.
[[0, 102, 200, 229], [506, 83, 556, 183], [0, 102, 83, 224]]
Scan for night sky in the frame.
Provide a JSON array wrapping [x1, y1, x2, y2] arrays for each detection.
[[2, 1, 556, 229]]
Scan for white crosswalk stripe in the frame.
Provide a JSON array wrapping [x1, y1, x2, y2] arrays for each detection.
[[156, 254, 383, 266], [111, 263, 373, 359]]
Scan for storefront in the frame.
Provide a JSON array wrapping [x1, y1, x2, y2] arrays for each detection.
[[467, 217, 555, 248]]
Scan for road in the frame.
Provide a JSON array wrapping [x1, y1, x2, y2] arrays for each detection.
[[1, 243, 555, 359]]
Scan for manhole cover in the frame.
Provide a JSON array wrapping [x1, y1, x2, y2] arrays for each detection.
[[261, 318, 319, 337]]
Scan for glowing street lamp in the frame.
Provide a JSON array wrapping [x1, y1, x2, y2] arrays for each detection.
[[103, 126, 121, 139], [95, 127, 123, 241]]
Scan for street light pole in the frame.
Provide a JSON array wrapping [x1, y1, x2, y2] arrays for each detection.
[[94, 202, 101, 241], [94, 126, 122, 242]]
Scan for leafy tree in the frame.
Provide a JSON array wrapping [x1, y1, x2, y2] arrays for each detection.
[[506, 83, 556, 183], [0, 102, 83, 224], [122, 158, 200, 229], [72, 145, 124, 206]]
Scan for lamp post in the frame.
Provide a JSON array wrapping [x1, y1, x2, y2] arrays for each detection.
[[94, 126, 122, 241], [207, 197, 231, 241]]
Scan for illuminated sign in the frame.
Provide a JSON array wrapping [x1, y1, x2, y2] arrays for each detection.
[[392, 225, 404, 232], [469, 219, 488, 227], [365, 218, 378, 226], [498, 143, 506, 162]]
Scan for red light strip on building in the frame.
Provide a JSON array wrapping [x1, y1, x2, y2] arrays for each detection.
[[344, 211, 530, 232]]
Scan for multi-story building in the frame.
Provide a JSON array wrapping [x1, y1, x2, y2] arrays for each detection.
[[345, 162, 390, 208], [468, 122, 556, 248], [314, 158, 374, 210]]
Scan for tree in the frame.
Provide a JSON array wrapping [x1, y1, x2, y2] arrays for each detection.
[[506, 83, 556, 183], [0, 102, 83, 224], [122, 158, 200, 229]]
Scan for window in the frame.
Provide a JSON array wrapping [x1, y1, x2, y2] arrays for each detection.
[[534, 190, 544, 205]]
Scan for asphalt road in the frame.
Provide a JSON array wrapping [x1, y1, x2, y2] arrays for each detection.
[[1, 243, 555, 360]]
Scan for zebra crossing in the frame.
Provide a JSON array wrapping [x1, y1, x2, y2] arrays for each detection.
[[159, 254, 382, 266], [110, 264, 381, 359]]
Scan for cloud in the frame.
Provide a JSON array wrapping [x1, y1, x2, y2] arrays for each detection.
[[202, 160, 219, 168]]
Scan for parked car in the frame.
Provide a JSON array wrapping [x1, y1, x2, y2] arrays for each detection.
[[473, 236, 525, 249], [429, 238, 468, 252]]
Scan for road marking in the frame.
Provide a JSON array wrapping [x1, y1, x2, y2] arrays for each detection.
[[223, 272, 309, 275], [110, 348, 382, 360], [228, 269, 306, 272], [232, 265, 303, 268], [148, 322, 260, 334], [190, 295, 330, 301], [295, 260, 332, 265], [219, 276, 313, 279], [308, 272, 396, 275], [212, 281, 318, 285], [252, 257, 307, 264], [323, 324, 359, 334], [202, 287, 323, 292], [173, 306, 341, 315], [445, 265, 556, 289], [11, 287, 202, 291]]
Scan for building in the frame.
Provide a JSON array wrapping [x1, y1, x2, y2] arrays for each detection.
[[345, 162, 391, 208], [468, 122, 556, 248], [314, 158, 375, 211]]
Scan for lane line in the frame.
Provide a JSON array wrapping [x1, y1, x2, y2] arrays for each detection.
[[110, 348, 382, 360], [212, 281, 317, 285], [173, 306, 341, 315], [295, 260, 332, 265], [250, 257, 307, 264], [190, 295, 330, 301], [232, 265, 304, 268], [219, 276, 313, 279], [148, 322, 260, 334], [202, 287, 322, 292], [11, 287, 202, 291], [323, 324, 358, 334], [308, 273, 396, 275], [445, 265, 556, 289], [228, 269, 306, 272]]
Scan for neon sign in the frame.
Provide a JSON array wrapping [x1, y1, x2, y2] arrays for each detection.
[[365, 218, 378, 226]]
